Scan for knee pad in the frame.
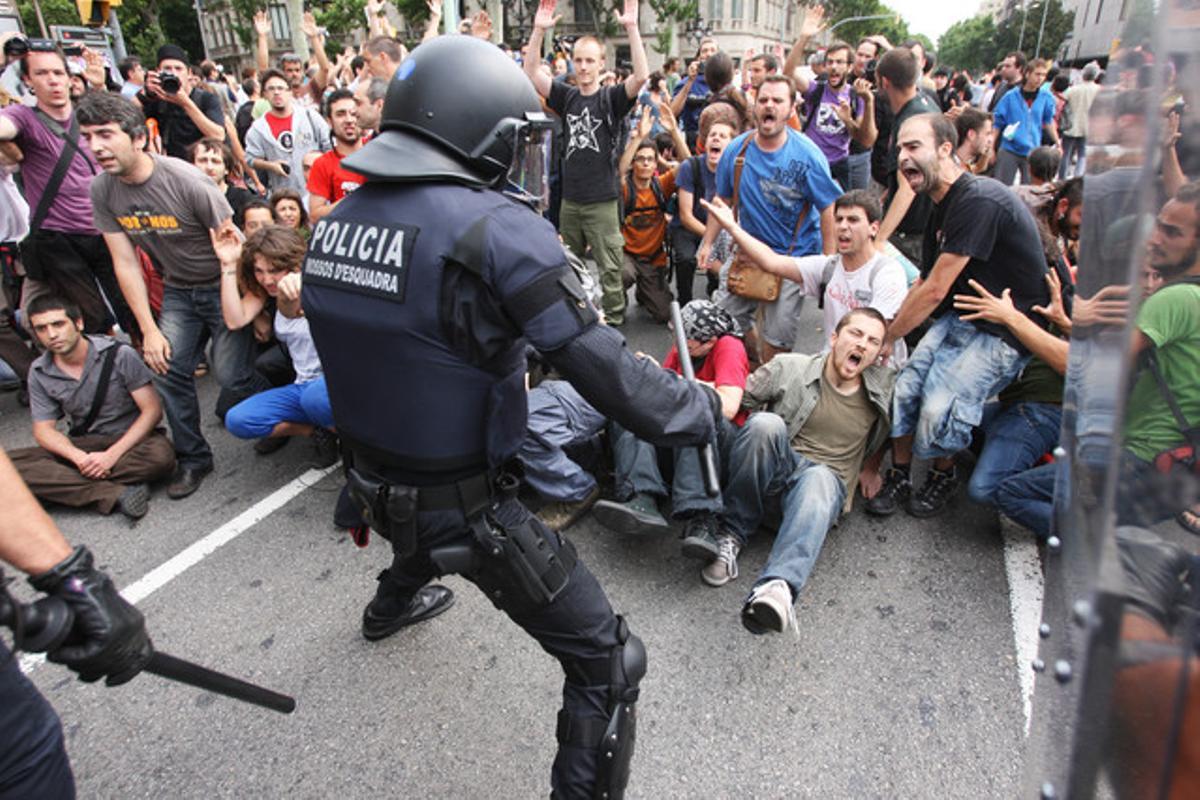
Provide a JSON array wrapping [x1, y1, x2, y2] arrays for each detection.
[[557, 617, 646, 800]]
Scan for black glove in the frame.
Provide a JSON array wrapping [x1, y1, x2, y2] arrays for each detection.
[[29, 546, 153, 686]]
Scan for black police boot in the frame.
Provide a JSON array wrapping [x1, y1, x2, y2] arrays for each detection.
[[864, 466, 912, 517], [362, 570, 455, 641]]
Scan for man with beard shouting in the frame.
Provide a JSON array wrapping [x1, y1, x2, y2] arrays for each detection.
[[865, 112, 1051, 519], [308, 89, 366, 223]]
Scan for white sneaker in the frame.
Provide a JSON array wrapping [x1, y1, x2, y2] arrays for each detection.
[[701, 534, 740, 587], [741, 579, 797, 635]]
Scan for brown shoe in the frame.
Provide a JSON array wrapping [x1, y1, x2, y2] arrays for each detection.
[[535, 486, 600, 531]]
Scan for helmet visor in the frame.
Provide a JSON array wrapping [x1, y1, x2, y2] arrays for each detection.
[[505, 112, 553, 212]]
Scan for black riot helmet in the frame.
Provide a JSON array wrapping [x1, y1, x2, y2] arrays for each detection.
[[342, 36, 553, 206]]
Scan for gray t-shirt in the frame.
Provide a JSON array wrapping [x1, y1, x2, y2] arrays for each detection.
[[28, 336, 155, 437], [91, 154, 233, 287]]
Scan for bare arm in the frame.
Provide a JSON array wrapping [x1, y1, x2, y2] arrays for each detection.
[[0, 449, 73, 574], [619, 0, 649, 100], [99, 384, 164, 464], [213, 227, 266, 329], [303, 12, 331, 90], [699, 197, 804, 282], [254, 10, 272, 76], [619, 107, 653, 174], [309, 193, 336, 223], [782, 4, 824, 91], [178, 93, 225, 140], [31, 420, 92, 472], [105, 232, 172, 375], [1162, 112, 1186, 199], [0, 115, 17, 141], [524, 0, 558, 99], [876, 176, 914, 246], [670, 67, 696, 118], [421, 0, 442, 44], [886, 252, 971, 342], [848, 80, 877, 147], [678, 187, 705, 236], [818, 204, 835, 255], [715, 384, 744, 420]]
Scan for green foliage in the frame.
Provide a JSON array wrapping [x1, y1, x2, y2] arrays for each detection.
[[647, 0, 697, 55], [17, 0, 202, 63], [17, 0, 78, 35], [821, 0, 909, 48], [937, 0, 1075, 72]]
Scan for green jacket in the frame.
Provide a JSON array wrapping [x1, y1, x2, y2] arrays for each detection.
[[742, 353, 895, 502]]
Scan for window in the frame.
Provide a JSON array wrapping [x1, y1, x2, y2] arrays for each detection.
[[269, 2, 290, 42], [575, 0, 594, 25], [731, 0, 743, 19], [708, 0, 722, 22]]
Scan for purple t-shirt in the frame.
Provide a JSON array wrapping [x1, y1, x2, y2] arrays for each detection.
[[802, 82, 861, 167], [1, 104, 100, 236]]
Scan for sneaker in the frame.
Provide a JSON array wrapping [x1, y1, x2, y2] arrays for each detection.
[[310, 427, 341, 468], [116, 483, 150, 519], [591, 492, 670, 535], [254, 436, 290, 455], [864, 466, 912, 517], [536, 486, 601, 531], [701, 534, 741, 587], [741, 578, 796, 635], [679, 512, 721, 562], [908, 465, 959, 518]]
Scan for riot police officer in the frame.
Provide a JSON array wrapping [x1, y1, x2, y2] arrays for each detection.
[[300, 36, 719, 799]]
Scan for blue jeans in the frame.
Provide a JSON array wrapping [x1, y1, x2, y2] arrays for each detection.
[[720, 413, 845, 596], [519, 380, 606, 503], [0, 642, 74, 799], [994, 461, 1058, 539], [845, 150, 872, 190], [156, 285, 267, 469], [1058, 135, 1086, 179], [892, 315, 1029, 460], [224, 377, 334, 439], [968, 401, 1062, 506], [609, 416, 732, 517]]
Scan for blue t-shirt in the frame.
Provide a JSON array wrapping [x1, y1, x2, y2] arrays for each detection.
[[715, 129, 842, 256], [671, 155, 717, 230], [672, 74, 710, 134], [993, 87, 1057, 158]]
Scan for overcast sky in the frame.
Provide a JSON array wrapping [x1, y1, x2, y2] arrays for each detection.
[[887, 0, 983, 44]]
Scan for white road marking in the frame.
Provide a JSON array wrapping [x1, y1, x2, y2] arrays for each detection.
[[1001, 520, 1044, 734], [20, 466, 337, 675]]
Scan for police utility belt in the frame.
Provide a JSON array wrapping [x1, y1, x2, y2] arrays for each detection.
[[344, 449, 577, 614]]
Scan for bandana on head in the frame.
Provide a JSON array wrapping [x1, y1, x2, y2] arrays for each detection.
[[679, 300, 741, 342]]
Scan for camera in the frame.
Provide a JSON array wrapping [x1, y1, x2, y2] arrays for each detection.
[[865, 58, 878, 85], [159, 72, 182, 94]]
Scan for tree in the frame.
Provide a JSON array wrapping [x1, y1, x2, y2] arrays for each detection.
[[820, 0, 909, 48], [18, 0, 202, 63], [937, 14, 998, 73], [647, 0, 698, 56]]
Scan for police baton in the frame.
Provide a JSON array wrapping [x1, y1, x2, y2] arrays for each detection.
[[0, 590, 296, 714], [669, 300, 721, 498]]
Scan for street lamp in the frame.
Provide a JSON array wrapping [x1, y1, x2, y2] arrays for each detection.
[[685, 15, 710, 49]]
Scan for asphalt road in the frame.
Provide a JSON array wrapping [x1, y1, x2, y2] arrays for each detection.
[[2, 289, 1034, 799]]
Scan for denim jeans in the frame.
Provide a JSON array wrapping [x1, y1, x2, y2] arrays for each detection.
[[1058, 136, 1086, 179], [156, 285, 266, 469], [224, 377, 334, 439], [967, 401, 1062, 506], [520, 380, 606, 503], [719, 413, 845, 597], [845, 150, 872, 191], [993, 461, 1057, 539], [609, 416, 732, 517], [892, 314, 1029, 460]]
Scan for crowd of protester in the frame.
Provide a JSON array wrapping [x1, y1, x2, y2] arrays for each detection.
[[0, 0, 1195, 636]]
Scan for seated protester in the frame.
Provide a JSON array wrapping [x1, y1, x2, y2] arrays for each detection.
[[618, 134, 677, 323], [10, 294, 176, 519], [241, 199, 274, 236], [951, 253, 1071, 530], [213, 225, 337, 466], [592, 300, 749, 573], [720, 308, 894, 633], [269, 188, 310, 238], [1013, 146, 1062, 215], [702, 189, 911, 364], [866, 113, 1051, 520], [522, 378, 607, 531], [190, 137, 257, 228], [672, 103, 741, 306]]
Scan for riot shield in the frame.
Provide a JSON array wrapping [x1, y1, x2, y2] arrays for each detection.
[[1024, 3, 1200, 797]]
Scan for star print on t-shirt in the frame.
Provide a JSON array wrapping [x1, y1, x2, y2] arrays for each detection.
[[566, 106, 603, 160]]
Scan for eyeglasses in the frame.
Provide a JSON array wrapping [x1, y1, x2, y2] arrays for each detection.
[[633, 155, 656, 163], [263, 84, 289, 93]]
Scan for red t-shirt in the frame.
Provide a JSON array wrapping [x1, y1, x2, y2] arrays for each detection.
[[306, 149, 365, 203], [662, 335, 750, 426], [266, 113, 293, 142]]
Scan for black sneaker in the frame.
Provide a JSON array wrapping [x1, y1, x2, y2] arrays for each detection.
[[116, 483, 150, 519], [908, 466, 959, 518], [679, 512, 721, 562], [310, 427, 340, 468], [864, 467, 912, 516], [254, 436, 290, 455]]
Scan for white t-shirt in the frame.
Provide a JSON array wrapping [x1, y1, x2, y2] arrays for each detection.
[[792, 250, 910, 365], [274, 310, 323, 384]]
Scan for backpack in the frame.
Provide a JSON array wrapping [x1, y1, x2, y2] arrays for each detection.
[[817, 255, 885, 310], [621, 172, 668, 227]]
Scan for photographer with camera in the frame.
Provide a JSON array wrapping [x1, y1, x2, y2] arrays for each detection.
[[135, 44, 225, 160]]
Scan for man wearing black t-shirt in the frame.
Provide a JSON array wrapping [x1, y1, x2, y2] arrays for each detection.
[[876, 47, 941, 267], [135, 45, 226, 161], [524, 0, 649, 326], [866, 113, 1051, 519]]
